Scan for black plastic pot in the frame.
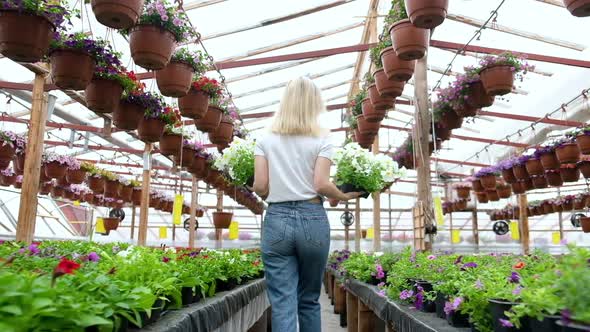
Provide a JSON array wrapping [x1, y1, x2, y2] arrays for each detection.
[[528, 315, 560, 332], [447, 310, 470, 328], [193, 290, 203, 304], [416, 280, 436, 313], [216, 278, 238, 292], [556, 320, 590, 332], [338, 183, 370, 199], [181, 286, 193, 306], [115, 315, 129, 332], [488, 299, 530, 332], [435, 292, 448, 319], [131, 299, 164, 328]]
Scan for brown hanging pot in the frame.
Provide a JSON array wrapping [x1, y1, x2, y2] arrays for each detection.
[[39, 182, 51, 195], [511, 181, 525, 195], [578, 161, 590, 178], [85, 78, 123, 114], [179, 89, 210, 119], [545, 170, 563, 187], [497, 185, 512, 199], [486, 190, 500, 202], [103, 217, 120, 231], [531, 175, 548, 189], [374, 68, 405, 98], [113, 100, 144, 131], [467, 80, 495, 108], [66, 169, 86, 184], [212, 211, 233, 229], [195, 106, 223, 133], [0, 10, 55, 63], [560, 166, 580, 183], [479, 174, 497, 190], [576, 134, 590, 154], [91, 0, 145, 29], [439, 110, 463, 130], [513, 164, 530, 181], [132, 189, 142, 206], [524, 158, 544, 176], [555, 143, 581, 164], [563, 0, 590, 16], [44, 161, 67, 179], [501, 168, 517, 184], [13, 153, 25, 175], [475, 192, 488, 204], [118, 185, 133, 202], [104, 179, 122, 198], [51, 186, 64, 198], [137, 117, 166, 143], [540, 151, 560, 170], [129, 25, 176, 70], [389, 19, 429, 61], [380, 46, 415, 81], [479, 65, 515, 96], [0, 143, 15, 168], [456, 187, 470, 199], [87, 176, 105, 194], [159, 133, 183, 157], [155, 61, 194, 97], [356, 115, 380, 136], [176, 147, 195, 168], [453, 104, 479, 118], [367, 84, 394, 111], [0, 174, 16, 186], [49, 49, 96, 90], [404, 0, 449, 29], [361, 98, 386, 123], [208, 118, 234, 145], [354, 129, 375, 149]]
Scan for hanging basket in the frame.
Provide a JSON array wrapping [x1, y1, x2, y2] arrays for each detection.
[[49, 49, 96, 90], [578, 161, 590, 178], [564, 0, 590, 17], [44, 161, 67, 179], [155, 61, 194, 97], [531, 175, 548, 189], [119, 185, 133, 202], [129, 24, 176, 70], [367, 84, 394, 111], [486, 190, 500, 202], [467, 80, 495, 108], [190, 155, 207, 178], [479, 174, 497, 190], [475, 192, 488, 204], [576, 134, 590, 154], [471, 179, 484, 192], [113, 100, 144, 131], [213, 211, 233, 229], [179, 89, 210, 119], [479, 65, 515, 96], [85, 78, 123, 114], [137, 118, 166, 143], [555, 143, 581, 164], [354, 129, 375, 149], [159, 133, 183, 157], [102, 217, 120, 231], [374, 68, 405, 98], [380, 46, 415, 81], [545, 170, 563, 187], [208, 118, 234, 145], [195, 106, 223, 133], [389, 19, 429, 61], [57, 176, 70, 187], [512, 164, 530, 181], [439, 110, 463, 130], [560, 166, 580, 183], [497, 186, 512, 199], [13, 153, 25, 175], [51, 186, 64, 198], [87, 176, 105, 194], [104, 179, 122, 198], [511, 181, 525, 195], [0, 143, 15, 168], [501, 168, 517, 184], [176, 147, 195, 168], [356, 115, 380, 136], [38, 182, 51, 195], [404, 0, 449, 29], [91, 0, 144, 29], [456, 187, 470, 199], [361, 98, 386, 123], [132, 189, 142, 206], [66, 169, 86, 184], [0, 174, 16, 187], [540, 151, 560, 170], [0, 10, 55, 63], [524, 158, 544, 176], [453, 104, 479, 118]]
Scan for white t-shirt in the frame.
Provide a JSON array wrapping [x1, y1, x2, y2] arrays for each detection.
[[254, 133, 334, 203]]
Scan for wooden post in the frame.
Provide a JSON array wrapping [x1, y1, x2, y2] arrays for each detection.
[[346, 292, 359, 332], [449, 209, 453, 246], [558, 211, 564, 240], [413, 41, 433, 251], [130, 206, 136, 240], [215, 190, 223, 249], [334, 280, 343, 314], [15, 73, 48, 243], [358, 299, 376, 332], [188, 177, 198, 248], [372, 135, 381, 252], [137, 143, 152, 246], [388, 192, 392, 248], [472, 209, 480, 252], [344, 201, 350, 250], [518, 194, 530, 255], [354, 198, 361, 252]]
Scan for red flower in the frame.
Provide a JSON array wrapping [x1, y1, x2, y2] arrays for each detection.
[[253, 260, 260, 266], [55, 258, 81, 275], [513, 261, 525, 270]]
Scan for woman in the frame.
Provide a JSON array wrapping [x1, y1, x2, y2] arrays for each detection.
[[253, 77, 360, 332]]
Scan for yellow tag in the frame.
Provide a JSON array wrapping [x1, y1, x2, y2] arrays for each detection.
[[73, 200, 80, 206], [510, 221, 520, 240], [452, 229, 461, 244], [434, 196, 444, 226], [366, 227, 374, 239], [159, 226, 167, 239], [95, 218, 106, 233], [229, 221, 239, 240], [173, 194, 183, 225], [552, 232, 561, 245]]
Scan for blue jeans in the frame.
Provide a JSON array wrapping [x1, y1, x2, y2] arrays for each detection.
[[262, 201, 331, 332]]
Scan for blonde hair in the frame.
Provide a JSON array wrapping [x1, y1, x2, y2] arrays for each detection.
[[271, 77, 326, 136]]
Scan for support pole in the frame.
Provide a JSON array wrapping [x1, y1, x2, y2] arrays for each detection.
[[188, 177, 198, 248], [372, 135, 381, 252], [137, 143, 152, 246], [344, 202, 350, 251], [130, 206, 136, 240], [472, 209, 480, 252], [518, 194, 530, 255], [216, 190, 223, 249], [354, 198, 361, 252], [388, 192, 392, 249], [334, 280, 344, 314], [558, 211, 564, 240], [15, 73, 48, 243], [358, 299, 376, 332], [346, 291, 359, 332]]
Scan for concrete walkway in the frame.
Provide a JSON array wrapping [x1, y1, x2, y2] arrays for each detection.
[[320, 286, 347, 332]]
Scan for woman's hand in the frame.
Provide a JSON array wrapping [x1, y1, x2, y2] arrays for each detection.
[[342, 192, 362, 201]]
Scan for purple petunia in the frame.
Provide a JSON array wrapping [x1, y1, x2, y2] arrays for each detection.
[[88, 252, 100, 262], [461, 262, 478, 270], [444, 297, 463, 316], [499, 319, 514, 328], [454, 255, 464, 265], [508, 272, 521, 284], [28, 244, 40, 255], [474, 279, 484, 290], [399, 289, 414, 300], [414, 287, 424, 310]]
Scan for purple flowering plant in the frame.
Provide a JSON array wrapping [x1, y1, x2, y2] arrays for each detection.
[[0, 130, 22, 150], [171, 48, 208, 74], [475, 166, 500, 178], [477, 52, 534, 82], [1, 0, 76, 31]]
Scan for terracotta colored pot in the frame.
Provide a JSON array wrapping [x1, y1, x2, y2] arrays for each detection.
[[578, 161, 590, 178], [471, 179, 484, 192], [0, 143, 15, 167], [475, 192, 488, 204], [87, 176, 105, 194], [374, 68, 405, 98], [439, 110, 463, 130], [367, 84, 394, 111], [576, 134, 590, 154], [556, 143, 580, 164], [0, 174, 16, 186], [380, 46, 415, 81], [50, 49, 96, 90], [456, 187, 470, 199], [541, 202, 552, 215], [497, 186, 512, 199], [57, 176, 70, 187], [82, 193, 94, 203], [159, 133, 182, 157], [113, 100, 144, 131], [212, 211, 233, 228], [525, 158, 544, 176], [104, 179, 121, 198], [455, 199, 468, 210], [39, 166, 51, 182], [129, 24, 176, 70], [91, 0, 144, 29], [453, 104, 478, 118], [0, 10, 55, 63], [562, 201, 574, 211], [39, 182, 51, 195], [51, 186, 64, 198], [560, 166, 580, 183], [190, 157, 209, 179], [66, 169, 86, 184], [513, 164, 529, 181], [522, 178, 534, 191], [486, 190, 500, 201], [480, 174, 497, 190], [354, 129, 375, 149], [119, 185, 133, 202], [540, 151, 560, 170], [479, 65, 515, 96], [132, 189, 141, 206], [208, 118, 234, 145], [564, 0, 590, 16], [467, 80, 495, 109], [64, 190, 76, 200], [13, 153, 25, 175], [552, 203, 563, 213], [511, 181, 525, 195], [179, 89, 210, 119], [362, 98, 386, 122], [581, 217, 590, 233], [195, 106, 223, 133], [545, 171, 563, 187], [85, 78, 123, 114], [501, 168, 517, 184], [531, 175, 548, 189], [137, 118, 165, 143], [357, 115, 380, 135], [44, 161, 67, 179], [155, 61, 194, 97], [434, 125, 451, 141], [389, 19, 429, 60], [404, 0, 449, 29], [103, 217, 120, 231], [176, 147, 195, 168], [574, 199, 586, 210]]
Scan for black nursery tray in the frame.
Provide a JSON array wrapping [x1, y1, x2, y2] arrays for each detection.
[[338, 183, 370, 199]]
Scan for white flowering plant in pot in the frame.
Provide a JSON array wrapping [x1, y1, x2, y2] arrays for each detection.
[[214, 137, 255, 187], [333, 142, 406, 198]]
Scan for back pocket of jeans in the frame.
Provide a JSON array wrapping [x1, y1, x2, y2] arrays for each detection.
[[263, 213, 287, 245]]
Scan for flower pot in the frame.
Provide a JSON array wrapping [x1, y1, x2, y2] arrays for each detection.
[[129, 24, 176, 70], [104, 179, 121, 198], [361, 230, 367, 238], [488, 299, 530, 332], [540, 151, 560, 170], [66, 169, 86, 184], [454, 104, 479, 118], [511, 181, 525, 194], [113, 100, 143, 131], [119, 185, 133, 202], [87, 176, 105, 194], [545, 171, 563, 187], [49, 49, 95, 90], [404, 0, 449, 29], [471, 179, 484, 192], [552, 203, 563, 213], [361, 98, 386, 122], [574, 199, 586, 210], [440, 110, 463, 130], [357, 115, 380, 135], [91, 0, 144, 29], [57, 176, 70, 187], [562, 201, 574, 211], [0, 143, 15, 168], [531, 175, 548, 189], [85, 78, 123, 114], [176, 147, 195, 168], [542, 202, 553, 215], [159, 133, 183, 157], [560, 166, 580, 183], [467, 80, 495, 109], [522, 178, 534, 191], [556, 143, 581, 164], [563, 0, 590, 16], [13, 153, 25, 175], [367, 84, 394, 111], [389, 19, 429, 61], [212, 211, 233, 229], [38, 182, 51, 195], [476, 192, 488, 203], [497, 186, 512, 199], [102, 217, 120, 231], [374, 68, 405, 98], [380, 46, 415, 81], [581, 217, 590, 233], [576, 134, 590, 155], [456, 187, 470, 199], [132, 189, 141, 205], [524, 158, 544, 176], [486, 190, 500, 201], [480, 174, 497, 190], [434, 125, 451, 141], [455, 199, 468, 210], [195, 106, 223, 133], [51, 186, 64, 198], [435, 292, 447, 319], [0, 10, 55, 63], [0, 174, 16, 186], [181, 286, 194, 306], [501, 168, 517, 184], [354, 129, 375, 149], [155, 61, 194, 97], [479, 65, 515, 96], [64, 190, 76, 200], [578, 161, 590, 178], [513, 164, 530, 181], [208, 119, 234, 145], [338, 183, 370, 198], [44, 161, 67, 179], [137, 118, 165, 143], [82, 193, 94, 203], [179, 89, 210, 119]]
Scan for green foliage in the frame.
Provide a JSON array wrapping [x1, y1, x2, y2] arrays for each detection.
[[385, 0, 408, 26], [213, 137, 255, 186], [351, 90, 367, 117]]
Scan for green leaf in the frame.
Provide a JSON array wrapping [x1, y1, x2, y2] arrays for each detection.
[[32, 297, 53, 310], [76, 314, 113, 328], [0, 305, 22, 315]]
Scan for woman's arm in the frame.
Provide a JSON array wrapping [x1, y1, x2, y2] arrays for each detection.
[[314, 157, 360, 201], [253, 155, 269, 199]]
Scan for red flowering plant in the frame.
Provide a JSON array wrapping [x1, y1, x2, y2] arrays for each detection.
[[190, 76, 223, 99]]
